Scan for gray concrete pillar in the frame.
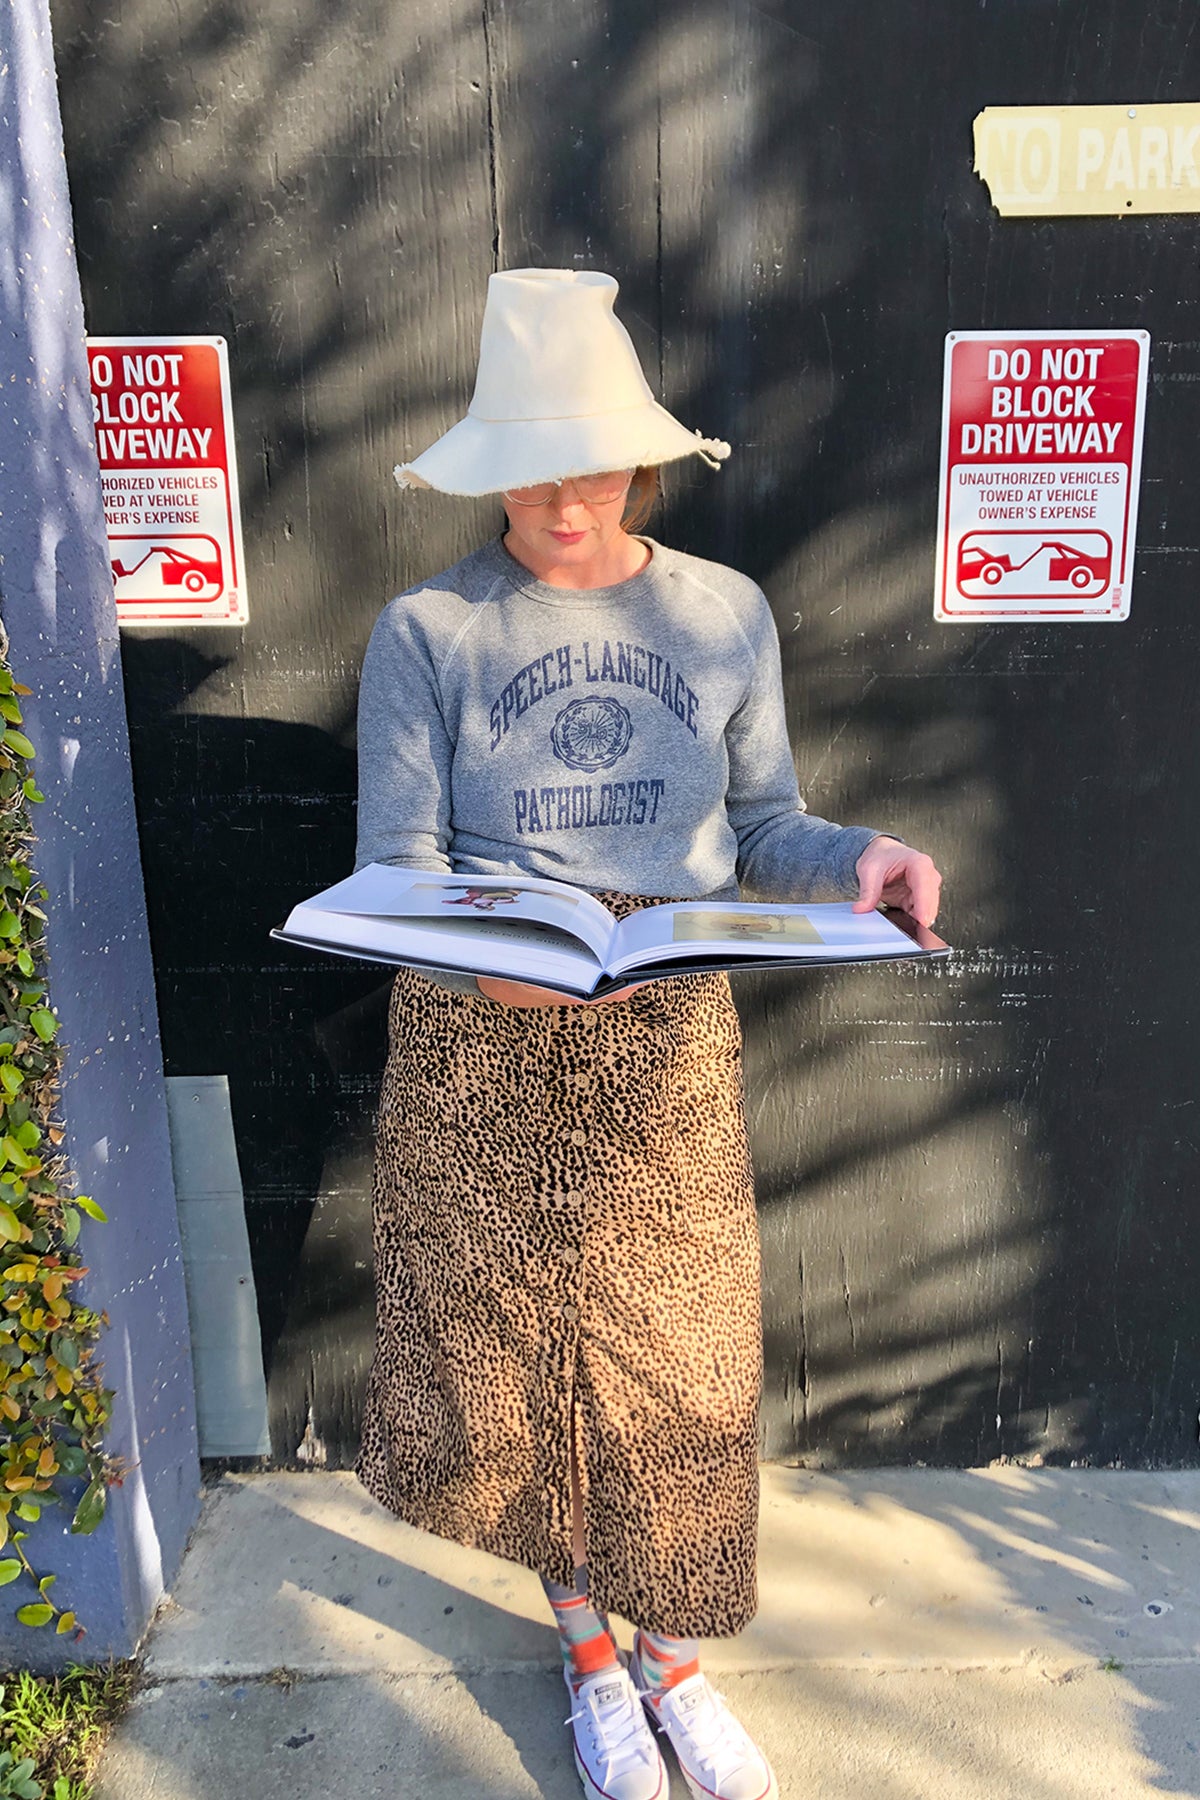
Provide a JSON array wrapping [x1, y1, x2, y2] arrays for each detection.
[[0, 0, 200, 1666]]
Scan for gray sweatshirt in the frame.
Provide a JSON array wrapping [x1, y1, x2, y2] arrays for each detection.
[[355, 534, 884, 989]]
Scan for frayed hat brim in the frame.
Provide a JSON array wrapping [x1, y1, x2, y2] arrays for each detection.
[[393, 400, 730, 497]]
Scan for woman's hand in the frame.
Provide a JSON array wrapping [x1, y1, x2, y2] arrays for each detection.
[[476, 976, 648, 1008], [853, 836, 942, 928]]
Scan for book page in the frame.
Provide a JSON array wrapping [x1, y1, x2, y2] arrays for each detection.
[[278, 906, 605, 990], [605, 900, 924, 974], [300, 864, 617, 959]]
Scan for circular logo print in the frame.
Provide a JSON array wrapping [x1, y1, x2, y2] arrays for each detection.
[[549, 696, 633, 772]]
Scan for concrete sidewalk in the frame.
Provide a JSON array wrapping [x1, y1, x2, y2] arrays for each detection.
[[94, 1465, 1200, 1798]]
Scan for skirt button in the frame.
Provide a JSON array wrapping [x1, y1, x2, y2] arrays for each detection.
[[570, 1129, 586, 1146], [561, 1302, 580, 1322]]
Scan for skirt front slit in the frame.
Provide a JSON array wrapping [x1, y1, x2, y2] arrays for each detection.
[[354, 892, 763, 1638]]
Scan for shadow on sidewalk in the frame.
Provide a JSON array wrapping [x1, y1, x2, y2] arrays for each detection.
[[90, 1467, 1200, 1800], [748, 1466, 1200, 1799]]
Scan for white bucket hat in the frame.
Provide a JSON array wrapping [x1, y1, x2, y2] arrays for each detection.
[[393, 267, 731, 496]]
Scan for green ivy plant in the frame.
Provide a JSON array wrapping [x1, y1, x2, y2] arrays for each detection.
[[0, 625, 120, 1638], [0, 1747, 55, 1800]]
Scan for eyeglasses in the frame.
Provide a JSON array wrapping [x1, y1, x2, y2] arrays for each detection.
[[502, 469, 635, 506]]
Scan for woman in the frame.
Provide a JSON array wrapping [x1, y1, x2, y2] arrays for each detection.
[[353, 268, 942, 1800]]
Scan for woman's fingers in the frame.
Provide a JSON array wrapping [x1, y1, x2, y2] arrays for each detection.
[[853, 839, 943, 928], [852, 864, 886, 914], [880, 860, 942, 926], [903, 857, 942, 928], [851, 837, 904, 914]]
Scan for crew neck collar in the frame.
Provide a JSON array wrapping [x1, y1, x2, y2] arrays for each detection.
[[481, 533, 664, 607]]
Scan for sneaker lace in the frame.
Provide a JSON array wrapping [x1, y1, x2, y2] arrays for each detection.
[[648, 1680, 751, 1785], [566, 1680, 654, 1784]]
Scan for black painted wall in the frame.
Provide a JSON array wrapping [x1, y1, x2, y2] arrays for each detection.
[[50, 0, 1200, 1468]]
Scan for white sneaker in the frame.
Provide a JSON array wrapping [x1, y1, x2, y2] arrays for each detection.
[[565, 1665, 669, 1800], [633, 1664, 778, 1800]]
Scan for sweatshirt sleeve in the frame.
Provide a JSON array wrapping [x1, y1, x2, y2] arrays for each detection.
[[354, 597, 481, 997], [724, 598, 884, 902], [355, 595, 455, 874]]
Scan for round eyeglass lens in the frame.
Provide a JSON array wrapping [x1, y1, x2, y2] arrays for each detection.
[[503, 482, 556, 505]]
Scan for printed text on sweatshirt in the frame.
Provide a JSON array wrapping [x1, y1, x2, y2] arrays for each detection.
[[354, 535, 881, 903]]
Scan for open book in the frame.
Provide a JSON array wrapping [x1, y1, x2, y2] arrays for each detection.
[[272, 865, 950, 997]]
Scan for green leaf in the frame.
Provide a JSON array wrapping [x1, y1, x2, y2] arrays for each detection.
[[2, 731, 35, 760], [50, 1332, 78, 1370], [15, 1602, 53, 1626], [0, 912, 19, 940], [13, 1502, 39, 1521], [0, 1560, 22, 1585], [0, 1204, 21, 1243], [21, 781, 44, 805], [0, 698, 21, 724], [60, 1208, 80, 1248], [37, 1572, 55, 1594], [28, 1011, 56, 1043], [0, 1065, 22, 1098], [55, 1612, 75, 1636], [13, 1122, 38, 1152], [2, 1138, 33, 1173], [73, 1196, 107, 1222], [13, 949, 32, 978], [71, 1478, 106, 1534]]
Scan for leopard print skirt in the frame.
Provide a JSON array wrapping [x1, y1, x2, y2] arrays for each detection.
[[354, 893, 762, 1638]]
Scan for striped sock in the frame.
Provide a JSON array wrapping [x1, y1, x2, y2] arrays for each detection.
[[633, 1627, 701, 1706], [542, 1565, 621, 1689]]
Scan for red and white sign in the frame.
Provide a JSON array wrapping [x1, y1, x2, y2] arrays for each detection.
[[86, 336, 248, 627], [935, 329, 1149, 622]]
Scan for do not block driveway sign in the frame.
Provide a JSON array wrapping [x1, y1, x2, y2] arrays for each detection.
[[86, 335, 248, 627], [935, 329, 1149, 623]]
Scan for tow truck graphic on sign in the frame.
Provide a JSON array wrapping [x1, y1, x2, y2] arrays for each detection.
[[109, 535, 225, 605], [956, 529, 1113, 601]]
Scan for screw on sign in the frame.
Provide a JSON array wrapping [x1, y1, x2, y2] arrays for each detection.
[[86, 337, 248, 627], [934, 331, 1149, 622]]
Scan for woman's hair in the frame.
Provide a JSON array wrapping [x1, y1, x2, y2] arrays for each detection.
[[622, 465, 661, 535]]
